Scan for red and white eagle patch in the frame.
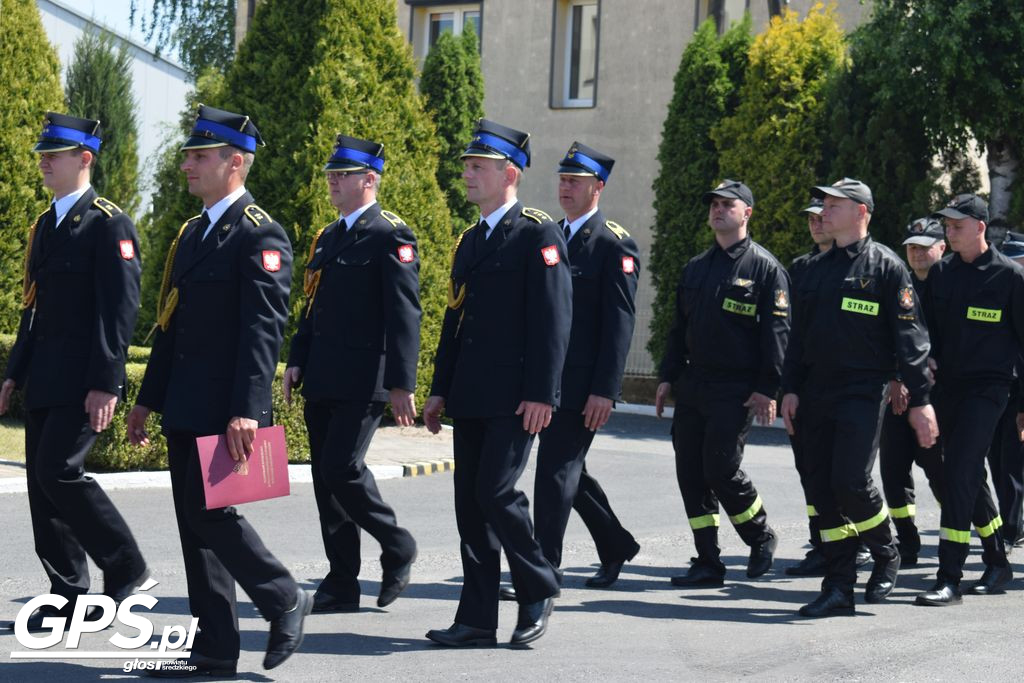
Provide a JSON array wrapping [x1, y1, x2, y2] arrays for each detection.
[[621, 256, 635, 274], [541, 245, 560, 266], [119, 240, 135, 260], [397, 244, 415, 263], [262, 250, 281, 272]]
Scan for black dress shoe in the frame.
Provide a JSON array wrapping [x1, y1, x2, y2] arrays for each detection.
[[147, 653, 237, 678], [106, 566, 151, 603], [855, 545, 872, 568], [498, 585, 517, 601], [263, 589, 312, 670], [671, 559, 725, 588], [798, 587, 855, 618], [785, 548, 827, 576], [967, 564, 1012, 595], [9, 603, 105, 633], [585, 559, 626, 588], [747, 529, 778, 578], [510, 597, 553, 645], [378, 550, 416, 607], [865, 552, 900, 603], [915, 581, 962, 606], [425, 623, 497, 647], [312, 591, 360, 613]]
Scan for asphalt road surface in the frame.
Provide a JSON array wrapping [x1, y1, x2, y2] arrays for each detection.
[[2, 414, 1021, 681]]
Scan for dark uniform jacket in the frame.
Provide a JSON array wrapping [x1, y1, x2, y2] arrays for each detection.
[[788, 245, 823, 291], [659, 235, 790, 398], [560, 210, 639, 411], [924, 248, 1024, 386], [288, 203, 420, 403], [781, 235, 931, 405], [430, 202, 572, 418], [137, 192, 292, 435], [5, 188, 141, 409]]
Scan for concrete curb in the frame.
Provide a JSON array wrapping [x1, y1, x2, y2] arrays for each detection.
[[0, 462, 408, 495], [403, 459, 454, 477]]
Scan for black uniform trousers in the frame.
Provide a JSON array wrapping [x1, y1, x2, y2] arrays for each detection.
[[934, 384, 1009, 585], [303, 399, 416, 601], [798, 379, 895, 594], [452, 416, 560, 630], [987, 387, 1024, 542], [165, 431, 298, 660], [879, 408, 943, 554], [788, 430, 821, 551], [671, 378, 770, 566], [25, 406, 146, 599], [533, 410, 639, 570]]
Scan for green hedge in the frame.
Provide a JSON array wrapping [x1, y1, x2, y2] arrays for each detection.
[[0, 334, 311, 471]]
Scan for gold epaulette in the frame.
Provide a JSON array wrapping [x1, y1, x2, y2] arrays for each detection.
[[605, 220, 630, 239], [446, 224, 473, 312], [93, 197, 122, 217], [522, 207, 552, 224], [303, 227, 327, 318], [21, 211, 47, 309], [380, 210, 406, 227], [243, 204, 272, 227], [145, 216, 199, 342]]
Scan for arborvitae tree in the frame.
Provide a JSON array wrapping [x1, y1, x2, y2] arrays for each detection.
[[0, 0, 65, 333], [65, 29, 141, 217], [222, 0, 454, 406], [646, 17, 752, 367], [135, 69, 226, 343], [712, 3, 848, 266], [420, 26, 485, 231]]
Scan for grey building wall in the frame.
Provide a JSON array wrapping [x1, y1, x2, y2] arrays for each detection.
[[37, 0, 192, 216], [400, 0, 870, 375]]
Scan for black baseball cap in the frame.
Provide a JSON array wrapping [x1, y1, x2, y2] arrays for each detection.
[[932, 193, 989, 223], [811, 177, 874, 213], [801, 198, 824, 215], [902, 217, 945, 246], [702, 179, 754, 207], [1001, 231, 1024, 259]]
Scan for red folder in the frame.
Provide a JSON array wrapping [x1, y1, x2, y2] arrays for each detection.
[[196, 425, 290, 509]]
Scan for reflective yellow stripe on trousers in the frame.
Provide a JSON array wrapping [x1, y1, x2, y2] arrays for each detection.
[[889, 504, 916, 519], [729, 495, 763, 525], [939, 527, 971, 544], [820, 523, 858, 542], [853, 505, 889, 533], [689, 513, 720, 530], [976, 515, 1004, 538], [806, 505, 818, 517]]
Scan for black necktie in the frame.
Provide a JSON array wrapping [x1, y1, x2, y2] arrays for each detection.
[[193, 212, 211, 253], [563, 221, 571, 242], [38, 205, 57, 252]]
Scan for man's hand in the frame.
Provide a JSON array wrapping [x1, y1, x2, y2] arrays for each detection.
[[1016, 412, 1024, 442], [516, 401, 552, 435], [888, 380, 909, 416], [226, 416, 258, 462], [908, 404, 939, 448], [84, 390, 118, 433], [282, 366, 302, 406], [0, 379, 15, 415], [423, 396, 445, 435], [390, 388, 417, 427], [781, 393, 799, 435], [655, 382, 671, 418], [743, 392, 776, 426], [126, 405, 152, 446], [582, 395, 613, 432]]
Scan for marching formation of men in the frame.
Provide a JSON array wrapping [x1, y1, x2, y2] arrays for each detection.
[[4, 106, 1024, 676]]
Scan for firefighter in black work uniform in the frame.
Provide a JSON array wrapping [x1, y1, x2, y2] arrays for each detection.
[[423, 119, 571, 647], [915, 194, 1023, 606], [655, 180, 787, 588], [988, 231, 1024, 553], [781, 178, 939, 618], [878, 218, 946, 567]]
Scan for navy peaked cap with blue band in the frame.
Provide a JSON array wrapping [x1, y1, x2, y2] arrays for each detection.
[[558, 141, 613, 182], [181, 104, 264, 153], [324, 134, 385, 172], [460, 119, 531, 169], [34, 112, 102, 154]]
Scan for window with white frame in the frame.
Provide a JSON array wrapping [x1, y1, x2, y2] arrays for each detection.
[[551, 0, 599, 108], [410, 3, 482, 60]]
